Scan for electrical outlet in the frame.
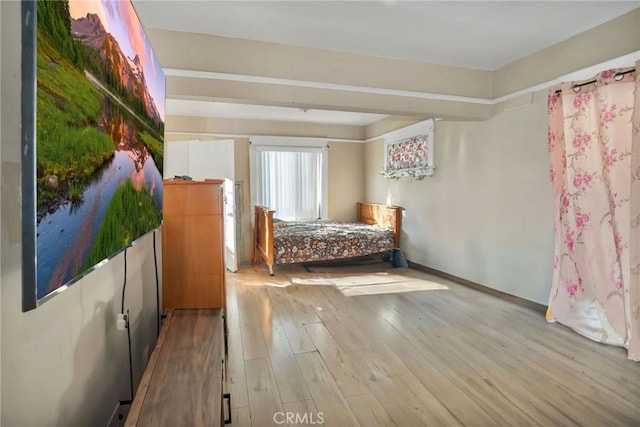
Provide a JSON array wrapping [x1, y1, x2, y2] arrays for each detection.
[[117, 313, 127, 330]]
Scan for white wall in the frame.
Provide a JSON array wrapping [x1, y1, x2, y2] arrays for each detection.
[[328, 142, 366, 222], [1, 2, 160, 425], [164, 139, 234, 181], [366, 91, 554, 304]]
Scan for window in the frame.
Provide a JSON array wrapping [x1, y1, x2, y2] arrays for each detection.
[[250, 137, 328, 221]]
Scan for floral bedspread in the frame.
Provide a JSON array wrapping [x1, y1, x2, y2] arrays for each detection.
[[273, 221, 395, 265]]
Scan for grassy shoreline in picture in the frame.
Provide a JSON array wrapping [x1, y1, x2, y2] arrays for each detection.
[[36, 31, 114, 209], [83, 179, 162, 271], [139, 130, 164, 172]]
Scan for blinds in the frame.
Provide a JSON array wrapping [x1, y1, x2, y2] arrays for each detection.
[[257, 150, 323, 221]]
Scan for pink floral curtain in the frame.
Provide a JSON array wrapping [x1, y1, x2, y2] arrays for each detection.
[[546, 61, 639, 361]]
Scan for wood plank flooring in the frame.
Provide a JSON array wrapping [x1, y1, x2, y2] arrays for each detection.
[[223, 264, 640, 426]]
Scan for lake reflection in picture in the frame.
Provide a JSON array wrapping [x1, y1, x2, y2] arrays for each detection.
[[35, 1, 165, 300]]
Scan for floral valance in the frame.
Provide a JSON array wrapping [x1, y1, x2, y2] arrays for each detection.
[[383, 120, 435, 179]]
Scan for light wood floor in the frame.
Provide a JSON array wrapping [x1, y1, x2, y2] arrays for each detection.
[[223, 263, 640, 426]]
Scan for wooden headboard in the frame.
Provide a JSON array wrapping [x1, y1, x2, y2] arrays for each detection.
[[357, 202, 403, 248]]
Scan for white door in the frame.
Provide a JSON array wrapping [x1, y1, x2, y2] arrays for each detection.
[[223, 179, 238, 272]]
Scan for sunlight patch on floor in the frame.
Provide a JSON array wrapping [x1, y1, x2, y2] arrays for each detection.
[[290, 273, 448, 296]]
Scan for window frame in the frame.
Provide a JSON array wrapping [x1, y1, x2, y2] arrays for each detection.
[[249, 136, 329, 221]]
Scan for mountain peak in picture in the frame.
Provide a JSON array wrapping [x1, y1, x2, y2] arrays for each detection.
[[70, 13, 107, 47], [71, 14, 162, 126]]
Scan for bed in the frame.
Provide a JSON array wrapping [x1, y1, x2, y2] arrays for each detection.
[[253, 202, 403, 275]]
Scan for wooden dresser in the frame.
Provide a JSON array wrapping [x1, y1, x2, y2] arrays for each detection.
[[162, 179, 226, 309]]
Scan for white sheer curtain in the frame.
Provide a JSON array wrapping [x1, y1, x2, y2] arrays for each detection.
[[250, 136, 328, 221], [259, 149, 323, 221]]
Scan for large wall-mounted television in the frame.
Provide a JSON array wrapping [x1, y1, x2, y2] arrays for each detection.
[[21, 0, 165, 311]]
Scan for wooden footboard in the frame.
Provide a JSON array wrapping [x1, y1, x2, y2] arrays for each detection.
[[253, 206, 275, 275], [357, 202, 403, 248]]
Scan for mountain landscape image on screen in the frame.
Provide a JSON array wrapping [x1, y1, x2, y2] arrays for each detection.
[[36, 0, 165, 300]]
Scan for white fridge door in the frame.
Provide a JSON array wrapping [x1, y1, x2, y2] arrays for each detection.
[[223, 178, 238, 272]]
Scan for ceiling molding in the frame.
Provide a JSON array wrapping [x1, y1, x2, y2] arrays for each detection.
[[165, 50, 639, 111], [164, 49, 638, 141], [493, 50, 640, 104], [165, 131, 365, 144], [164, 68, 493, 105]]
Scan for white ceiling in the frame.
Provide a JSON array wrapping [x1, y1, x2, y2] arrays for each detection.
[[135, 0, 639, 70], [133, 0, 640, 126]]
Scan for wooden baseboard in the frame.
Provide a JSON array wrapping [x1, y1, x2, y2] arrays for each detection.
[[407, 260, 547, 314]]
